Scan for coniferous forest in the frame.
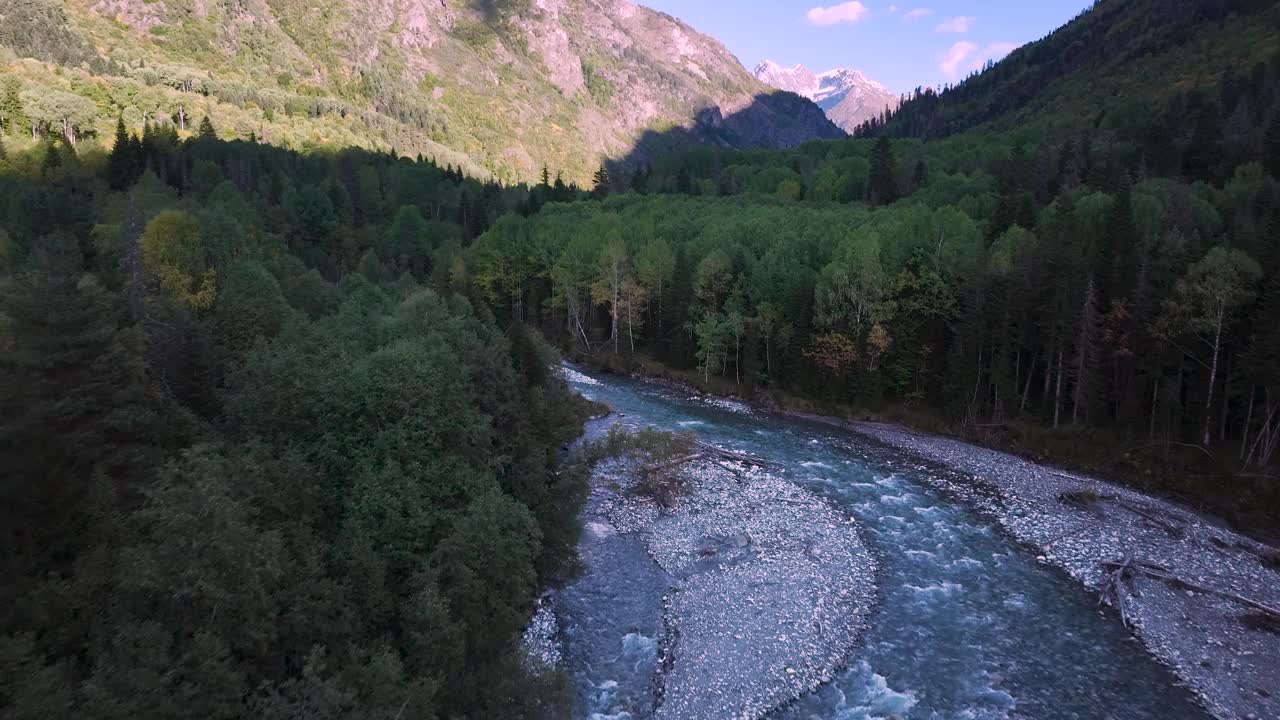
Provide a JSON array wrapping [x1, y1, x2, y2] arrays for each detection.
[[0, 127, 596, 717], [2, 0, 1280, 717]]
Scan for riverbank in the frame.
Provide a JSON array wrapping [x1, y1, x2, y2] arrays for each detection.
[[804, 415, 1280, 720], [578, 353, 1280, 540], [575, 361, 1280, 720], [541, 407, 878, 719]]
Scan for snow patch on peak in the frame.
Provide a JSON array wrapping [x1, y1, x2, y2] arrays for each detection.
[[753, 60, 898, 133]]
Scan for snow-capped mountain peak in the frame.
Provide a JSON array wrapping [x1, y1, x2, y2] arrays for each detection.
[[753, 60, 898, 133], [752, 60, 819, 97]]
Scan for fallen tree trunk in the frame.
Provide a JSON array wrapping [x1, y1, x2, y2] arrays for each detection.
[[1100, 558, 1280, 620]]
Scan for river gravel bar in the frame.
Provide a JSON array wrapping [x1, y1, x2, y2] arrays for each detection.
[[833, 419, 1280, 720], [566, 416, 877, 719]]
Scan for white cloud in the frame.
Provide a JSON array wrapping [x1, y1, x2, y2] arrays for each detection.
[[967, 41, 1018, 71], [938, 40, 977, 79], [805, 1, 870, 26], [903, 7, 932, 22], [937, 40, 1019, 80], [888, 4, 899, 12], [935, 16, 974, 33]]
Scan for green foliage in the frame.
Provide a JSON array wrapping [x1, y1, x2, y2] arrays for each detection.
[[20, 87, 97, 144], [0, 77, 26, 136], [0, 135, 583, 719], [592, 161, 611, 199], [141, 209, 216, 310], [868, 136, 898, 204]]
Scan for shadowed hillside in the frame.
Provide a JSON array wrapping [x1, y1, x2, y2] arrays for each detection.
[[0, 0, 842, 183], [855, 0, 1279, 140]]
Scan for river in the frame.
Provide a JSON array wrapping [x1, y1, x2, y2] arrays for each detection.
[[553, 366, 1212, 720]]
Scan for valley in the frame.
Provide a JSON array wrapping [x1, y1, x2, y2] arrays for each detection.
[[1, 0, 1279, 718]]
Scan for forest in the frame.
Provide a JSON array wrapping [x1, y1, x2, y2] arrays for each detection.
[[3, 0, 1280, 716], [0, 124, 595, 717], [472, 45, 1280, 533]]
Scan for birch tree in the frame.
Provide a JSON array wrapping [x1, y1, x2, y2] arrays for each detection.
[[1154, 247, 1261, 446]]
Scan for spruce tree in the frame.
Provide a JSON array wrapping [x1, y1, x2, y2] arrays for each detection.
[[539, 165, 550, 187], [591, 162, 611, 199], [40, 140, 61, 175], [911, 158, 928, 191], [1102, 180, 1138, 300], [869, 136, 899, 204], [0, 76, 24, 136], [0, 247, 178, 643], [106, 116, 136, 190], [197, 115, 217, 140]]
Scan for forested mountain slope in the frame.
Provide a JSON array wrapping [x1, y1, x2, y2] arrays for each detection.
[[857, 0, 1279, 140], [0, 0, 840, 183], [2, 0, 1280, 716], [466, 1, 1280, 535]]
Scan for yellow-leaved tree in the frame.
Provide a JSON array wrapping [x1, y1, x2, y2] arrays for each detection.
[[140, 209, 216, 310]]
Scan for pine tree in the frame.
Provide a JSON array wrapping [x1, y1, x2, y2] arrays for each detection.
[[0, 76, 25, 136], [106, 117, 136, 190], [40, 140, 62, 175], [591, 162, 611, 199], [868, 136, 899, 204], [1102, 180, 1138, 300], [539, 165, 550, 187], [0, 248, 179, 644], [197, 115, 217, 140], [911, 159, 928, 191]]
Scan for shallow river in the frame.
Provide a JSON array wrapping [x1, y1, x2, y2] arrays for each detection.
[[558, 367, 1211, 720]]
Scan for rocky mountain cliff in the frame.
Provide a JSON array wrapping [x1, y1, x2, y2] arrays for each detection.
[[753, 60, 898, 133], [0, 0, 842, 182]]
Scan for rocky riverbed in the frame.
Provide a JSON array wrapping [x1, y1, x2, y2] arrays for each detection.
[[530, 413, 877, 719], [837, 419, 1280, 720]]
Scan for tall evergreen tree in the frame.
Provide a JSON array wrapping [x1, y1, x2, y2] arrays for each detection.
[[869, 136, 899, 204], [197, 115, 217, 140], [1102, 180, 1138, 300], [591, 162, 611, 199], [106, 116, 136, 190], [0, 77, 27, 136], [0, 247, 180, 649]]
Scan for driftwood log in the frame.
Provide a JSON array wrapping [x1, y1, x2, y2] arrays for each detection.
[[1099, 557, 1280, 625]]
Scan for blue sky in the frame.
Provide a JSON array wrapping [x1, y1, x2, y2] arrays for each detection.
[[638, 1, 1092, 92]]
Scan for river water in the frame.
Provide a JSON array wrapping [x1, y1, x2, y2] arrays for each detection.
[[557, 367, 1211, 720]]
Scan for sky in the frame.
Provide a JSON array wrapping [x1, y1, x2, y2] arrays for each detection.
[[637, 1, 1092, 93]]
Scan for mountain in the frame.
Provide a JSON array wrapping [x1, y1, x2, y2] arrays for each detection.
[[858, 0, 1279, 139], [753, 60, 898, 133], [0, 0, 842, 182]]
